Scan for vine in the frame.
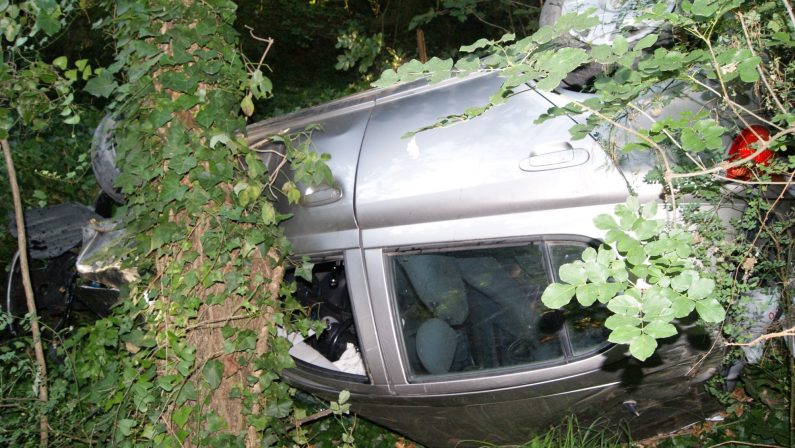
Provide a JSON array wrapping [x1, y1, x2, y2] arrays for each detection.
[[68, 1, 326, 446]]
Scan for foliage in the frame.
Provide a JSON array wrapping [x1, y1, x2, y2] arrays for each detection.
[[334, 26, 384, 74], [540, 196, 725, 361], [1, 0, 341, 446]]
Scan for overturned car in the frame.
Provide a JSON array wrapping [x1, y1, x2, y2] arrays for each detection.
[[243, 69, 754, 447], [4, 7, 784, 447]]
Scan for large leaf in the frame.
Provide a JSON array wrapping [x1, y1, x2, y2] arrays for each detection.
[[608, 325, 641, 344], [541, 283, 576, 309], [695, 298, 726, 322], [629, 334, 657, 361], [643, 321, 677, 339], [202, 359, 224, 390], [84, 70, 118, 98], [607, 294, 642, 316], [559, 263, 587, 285]]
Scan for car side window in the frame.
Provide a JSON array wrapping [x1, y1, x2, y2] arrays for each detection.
[[290, 261, 367, 378], [391, 243, 566, 378], [391, 241, 611, 379]]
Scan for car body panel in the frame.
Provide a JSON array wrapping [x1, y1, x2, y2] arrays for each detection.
[[250, 71, 725, 447]]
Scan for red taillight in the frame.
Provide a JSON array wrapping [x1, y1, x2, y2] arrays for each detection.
[[726, 125, 772, 180]]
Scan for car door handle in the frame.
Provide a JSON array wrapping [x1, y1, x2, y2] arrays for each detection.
[[519, 142, 590, 172], [300, 183, 343, 206]]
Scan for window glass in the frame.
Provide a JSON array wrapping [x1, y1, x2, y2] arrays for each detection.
[[392, 244, 565, 377], [549, 244, 610, 356]]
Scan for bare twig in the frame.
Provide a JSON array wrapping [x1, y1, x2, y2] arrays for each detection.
[[244, 25, 274, 72], [782, 0, 795, 32], [737, 12, 789, 115], [726, 326, 795, 347], [1, 138, 49, 448], [707, 441, 784, 448], [686, 75, 783, 131], [292, 409, 333, 427]]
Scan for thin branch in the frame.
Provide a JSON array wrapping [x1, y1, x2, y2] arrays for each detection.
[[737, 12, 789, 116], [726, 326, 795, 347], [292, 409, 333, 427], [782, 0, 795, 33], [244, 25, 274, 72], [707, 441, 784, 448], [1, 138, 49, 448], [686, 75, 783, 131]]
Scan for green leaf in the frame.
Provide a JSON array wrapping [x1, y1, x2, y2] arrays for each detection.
[[372, 69, 399, 88], [559, 263, 587, 285], [605, 314, 641, 330], [159, 71, 198, 93], [671, 270, 697, 292], [598, 281, 627, 303], [688, 278, 715, 300], [634, 219, 661, 241], [296, 260, 314, 282], [669, 293, 695, 318], [626, 243, 647, 266], [581, 247, 597, 263], [84, 70, 118, 98], [584, 261, 609, 283], [266, 399, 293, 418], [695, 298, 725, 322], [629, 334, 657, 361], [202, 359, 224, 390], [541, 283, 576, 309], [575, 283, 599, 306], [172, 405, 193, 428], [338, 389, 350, 405], [261, 202, 276, 225], [460, 38, 491, 53], [52, 56, 68, 70], [643, 321, 677, 339], [634, 34, 658, 51], [608, 325, 641, 344], [607, 294, 641, 316], [240, 94, 254, 117], [118, 418, 138, 437], [35, 2, 62, 36], [593, 214, 619, 230], [612, 35, 629, 55], [641, 202, 658, 220]]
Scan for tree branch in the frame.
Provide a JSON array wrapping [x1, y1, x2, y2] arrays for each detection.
[[726, 326, 795, 347], [1, 138, 49, 448]]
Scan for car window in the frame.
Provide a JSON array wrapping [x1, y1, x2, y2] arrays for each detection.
[[391, 243, 567, 378], [290, 261, 367, 378], [391, 241, 612, 379]]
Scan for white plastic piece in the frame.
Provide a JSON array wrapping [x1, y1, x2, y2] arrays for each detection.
[[332, 343, 367, 376]]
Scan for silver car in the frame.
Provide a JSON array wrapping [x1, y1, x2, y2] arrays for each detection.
[[246, 69, 744, 447]]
